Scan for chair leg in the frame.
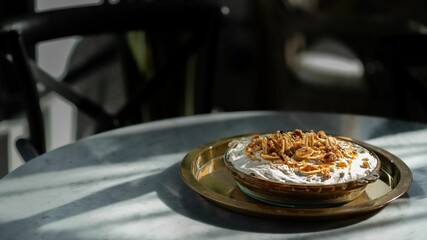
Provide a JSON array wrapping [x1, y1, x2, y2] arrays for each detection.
[[15, 138, 39, 162], [1, 31, 46, 156]]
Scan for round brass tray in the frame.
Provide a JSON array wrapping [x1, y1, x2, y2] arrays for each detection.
[[179, 135, 413, 219]]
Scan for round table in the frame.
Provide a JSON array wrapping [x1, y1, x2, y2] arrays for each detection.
[[1, 111, 427, 240]]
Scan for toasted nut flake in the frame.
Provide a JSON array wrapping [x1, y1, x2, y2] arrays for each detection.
[[361, 161, 370, 168], [245, 130, 359, 178]]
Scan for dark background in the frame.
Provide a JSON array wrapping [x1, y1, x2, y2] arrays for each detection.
[[1, 0, 427, 131]]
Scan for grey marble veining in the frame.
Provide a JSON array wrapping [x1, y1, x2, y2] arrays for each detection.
[[1, 111, 427, 240]]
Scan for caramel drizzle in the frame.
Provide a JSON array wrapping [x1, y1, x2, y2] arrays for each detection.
[[245, 129, 359, 180]]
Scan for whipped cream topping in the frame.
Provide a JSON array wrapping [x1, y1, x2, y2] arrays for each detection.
[[225, 134, 378, 185]]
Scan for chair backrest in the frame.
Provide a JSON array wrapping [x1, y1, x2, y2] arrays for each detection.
[[0, 2, 224, 160]]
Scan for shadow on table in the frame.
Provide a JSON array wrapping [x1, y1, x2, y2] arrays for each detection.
[[0, 161, 422, 238], [157, 162, 382, 233]]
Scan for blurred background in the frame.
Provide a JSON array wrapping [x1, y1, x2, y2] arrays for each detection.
[[1, 0, 427, 177]]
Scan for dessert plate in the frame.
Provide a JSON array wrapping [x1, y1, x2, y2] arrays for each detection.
[[179, 135, 412, 219], [224, 133, 381, 207]]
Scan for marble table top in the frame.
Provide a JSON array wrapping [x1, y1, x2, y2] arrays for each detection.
[[1, 111, 427, 240]]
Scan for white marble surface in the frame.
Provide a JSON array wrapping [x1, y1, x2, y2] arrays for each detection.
[[1, 111, 427, 240]]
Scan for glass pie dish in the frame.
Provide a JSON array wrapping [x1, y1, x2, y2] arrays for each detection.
[[223, 132, 381, 207]]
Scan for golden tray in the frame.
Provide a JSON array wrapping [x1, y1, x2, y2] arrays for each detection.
[[179, 135, 413, 219]]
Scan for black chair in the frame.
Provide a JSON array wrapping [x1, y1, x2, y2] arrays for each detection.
[[0, 2, 224, 161]]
